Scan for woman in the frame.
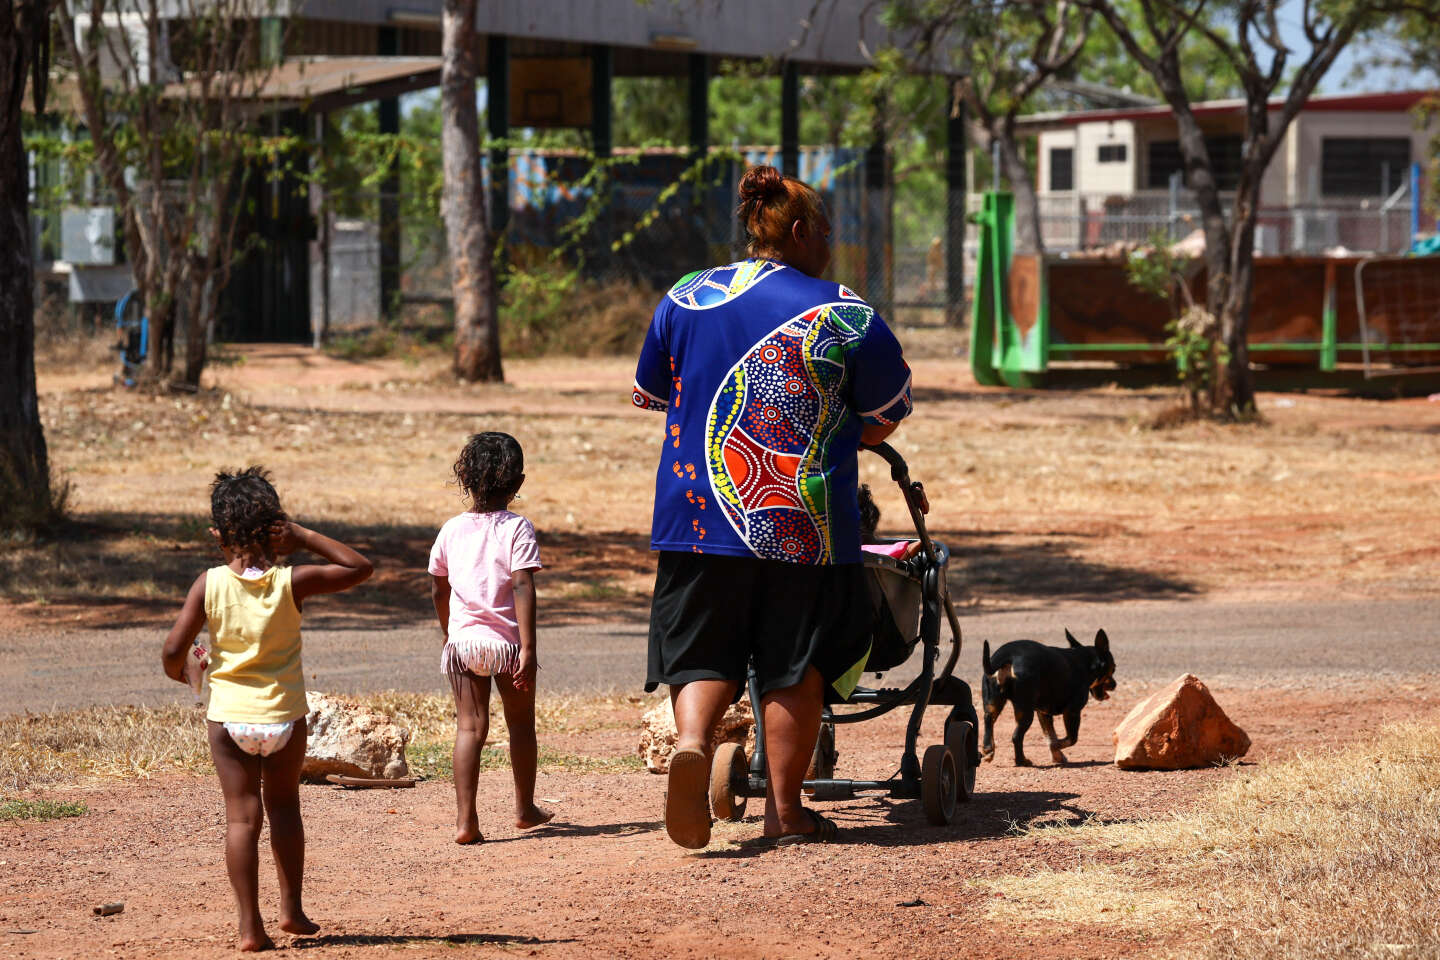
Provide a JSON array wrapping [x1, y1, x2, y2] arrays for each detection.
[[632, 165, 913, 848]]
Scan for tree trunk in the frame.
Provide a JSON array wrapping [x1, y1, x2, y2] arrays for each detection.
[[0, 4, 54, 529], [183, 303, 208, 387], [441, 0, 503, 383], [999, 136, 1043, 255], [1216, 179, 1262, 415]]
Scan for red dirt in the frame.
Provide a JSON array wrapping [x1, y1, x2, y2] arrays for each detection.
[[5, 686, 1438, 959]]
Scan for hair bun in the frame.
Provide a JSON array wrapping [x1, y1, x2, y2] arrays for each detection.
[[738, 164, 786, 203]]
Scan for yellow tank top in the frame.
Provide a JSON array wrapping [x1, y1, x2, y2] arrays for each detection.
[[204, 565, 307, 723]]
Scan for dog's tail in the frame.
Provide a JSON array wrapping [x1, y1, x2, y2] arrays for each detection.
[[982, 641, 1014, 692]]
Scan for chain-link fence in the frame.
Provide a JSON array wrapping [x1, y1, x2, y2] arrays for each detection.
[[312, 146, 972, 334], [1027, 177, 1422, 255]]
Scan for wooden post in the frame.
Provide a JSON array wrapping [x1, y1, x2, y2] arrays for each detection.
[[945, 80, 967, 325], [309, 110, 329, 348]]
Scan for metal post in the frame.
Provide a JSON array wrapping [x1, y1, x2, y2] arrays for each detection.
[[591, 44, 612, 160], [1169, 170, 1181, 241], [1381, 162, 1390, 252], [687, 53, 708, 158], [944, 80, 967, 325], [1413, 162, 1422, 250], [487, 34, 510, 238], [991, 139, 1000, 194], [781, 61, 799, 178], [377, 26, 400, 324]]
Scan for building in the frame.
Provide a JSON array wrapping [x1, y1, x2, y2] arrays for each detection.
[[37, 1, 971, 344], [1014, 90, 1437, 254]]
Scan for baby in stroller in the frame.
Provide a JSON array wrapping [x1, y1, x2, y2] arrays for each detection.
[[858, 483, 920, 561]]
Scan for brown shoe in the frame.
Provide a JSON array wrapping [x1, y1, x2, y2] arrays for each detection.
[[664, 748, 711, 849]]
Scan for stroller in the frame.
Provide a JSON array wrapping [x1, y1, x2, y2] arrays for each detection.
[[709, 442, 980, 826]]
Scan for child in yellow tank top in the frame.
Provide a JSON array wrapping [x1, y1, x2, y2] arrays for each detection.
[[161, 467, 371, 952]]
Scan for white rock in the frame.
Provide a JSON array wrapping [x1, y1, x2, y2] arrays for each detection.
[[638, 698, 755, 774], [302, 691, 411, 781]]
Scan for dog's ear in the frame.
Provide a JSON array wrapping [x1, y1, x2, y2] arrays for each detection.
[[1065, 629, 1081, 649], [1094, 629, 1110, 654]]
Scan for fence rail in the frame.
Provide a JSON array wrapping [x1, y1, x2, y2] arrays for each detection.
[[1026, 181, 1421, 256]]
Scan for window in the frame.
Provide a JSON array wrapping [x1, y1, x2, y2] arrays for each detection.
[[1049, 147, 1074, 191], [1321, 138, 1410, 197], [1147, 136, 1243, 190], [1098, 143, 1127, 164]]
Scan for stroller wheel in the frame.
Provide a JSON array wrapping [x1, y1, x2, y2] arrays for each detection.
[[945, 720, 978, 802], [921, 744, 958, 826], [710, 742, 749, 822]]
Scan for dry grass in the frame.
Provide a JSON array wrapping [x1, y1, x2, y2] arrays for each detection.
[[0, 704, 213, 792], [16, 351, 1440, 618], [974, 722, 1440, 959], [0, 691, 644, 792]]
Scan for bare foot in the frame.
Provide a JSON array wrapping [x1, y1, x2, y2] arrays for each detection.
[[238, 931, 275, 952], [515, 805, 554, 830], [279, 912, 320, 936]]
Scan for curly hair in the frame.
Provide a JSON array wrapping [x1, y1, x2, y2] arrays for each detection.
[[453, 432, 525, 509], [210, 466, 287, 557], [857, 483, 881, 544], [736, 164, 824, 260]]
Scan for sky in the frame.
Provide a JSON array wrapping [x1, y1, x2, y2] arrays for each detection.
[[1274, 0, 1428, 94]]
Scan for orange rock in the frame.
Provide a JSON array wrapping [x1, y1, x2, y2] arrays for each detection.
[[1112, 674, 1250, 770]]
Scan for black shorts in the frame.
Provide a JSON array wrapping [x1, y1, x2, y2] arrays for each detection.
[[645, 551, 874, 701]]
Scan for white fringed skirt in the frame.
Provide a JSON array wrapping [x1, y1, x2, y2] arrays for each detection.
[[440, 634, 521, 678]]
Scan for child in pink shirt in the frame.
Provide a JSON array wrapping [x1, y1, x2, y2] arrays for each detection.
[[429, 432, 552, 844]]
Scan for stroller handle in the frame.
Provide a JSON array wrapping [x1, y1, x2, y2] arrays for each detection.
[[860, 441, 930, 553], [862, 442, 966, 685], [860, 441, 910, 483]]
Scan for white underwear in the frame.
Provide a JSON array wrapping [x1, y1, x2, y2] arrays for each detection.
[[440, 636, 521, 678], [223, 720, 296, 757]]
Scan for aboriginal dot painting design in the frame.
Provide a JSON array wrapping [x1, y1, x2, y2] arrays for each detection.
[[706, 300, 875, 563], [668, 259, 784, 310]]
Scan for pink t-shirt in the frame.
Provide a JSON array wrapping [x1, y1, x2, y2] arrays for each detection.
[[428, 511, 542, 649]]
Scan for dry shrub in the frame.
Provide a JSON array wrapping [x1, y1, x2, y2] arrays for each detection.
[[974, 723, 1440, 959], [1, 691, 642, 792], [501, 265, 655, 359]]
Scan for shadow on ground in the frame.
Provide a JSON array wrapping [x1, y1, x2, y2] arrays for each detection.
[[293, 932, 574, 949], [936, 528, 1198, 603], [0, 513, 655, 629], [2, 513, 1193, 630], [701, 788, 1095, 859]]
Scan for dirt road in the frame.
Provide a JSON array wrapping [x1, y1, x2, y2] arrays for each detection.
[[5, 592, 1437, 712]]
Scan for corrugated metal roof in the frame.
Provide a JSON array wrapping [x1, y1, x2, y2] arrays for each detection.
[[297, 0, 912, 71]]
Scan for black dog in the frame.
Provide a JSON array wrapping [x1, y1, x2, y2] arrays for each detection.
[[981, 629, 1116, 766]]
